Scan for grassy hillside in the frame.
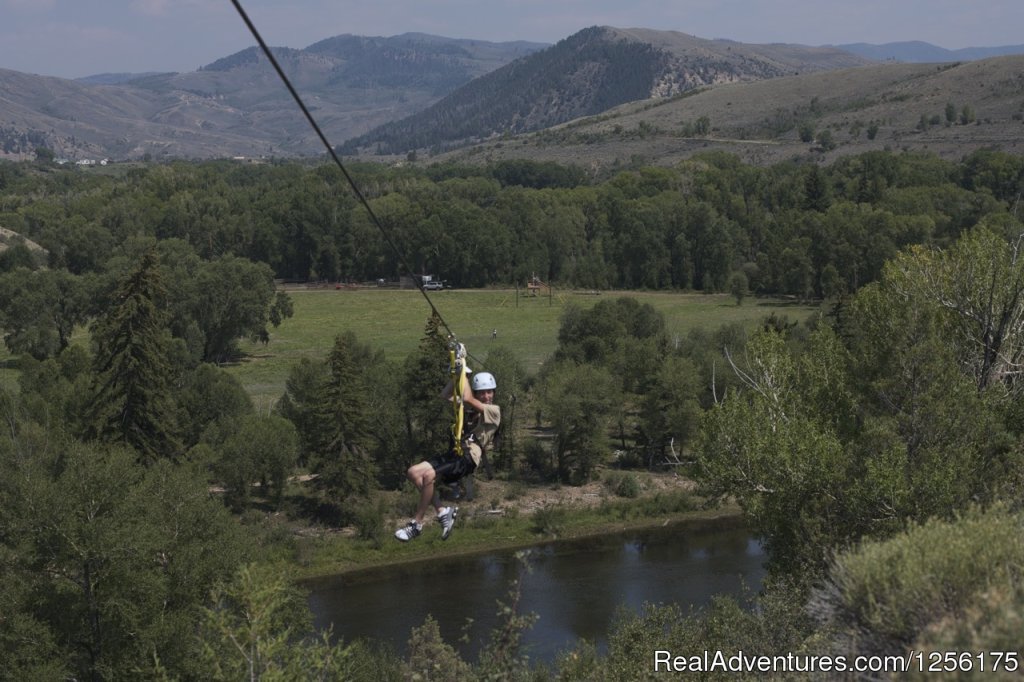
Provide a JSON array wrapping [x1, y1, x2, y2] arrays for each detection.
[[226, 288, 816, 406], [439, 55, 1024, 169]]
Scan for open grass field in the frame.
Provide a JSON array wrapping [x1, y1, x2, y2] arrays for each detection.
[[226, 288, 817, 407]]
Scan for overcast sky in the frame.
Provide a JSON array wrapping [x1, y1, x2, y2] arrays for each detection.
[[2, 0, 1022, 79]]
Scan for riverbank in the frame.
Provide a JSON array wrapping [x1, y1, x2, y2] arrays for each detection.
[[306, 505, 748, 587], [283, 472, 745, 581]]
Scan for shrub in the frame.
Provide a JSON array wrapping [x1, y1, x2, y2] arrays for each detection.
[[504, 479, 528, 501], [466, 513, 500, 531], [344, 640, 403, 682], [605, 471, 641, 498], [403, 615, 472, 682], [522, 438, 555, 480], [812, 506, 1024, 658], [530, 504, 568, 536], [598, 491, 696, 521], [349, 495, 387, 547]]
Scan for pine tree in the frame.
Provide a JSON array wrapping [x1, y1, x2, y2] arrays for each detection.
[[312, 332, 377, 499], [86, 249, 182, 462], [401, 313, 450, 457]]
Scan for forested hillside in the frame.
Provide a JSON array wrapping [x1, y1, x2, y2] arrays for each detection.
[[2, 149, 1024, 677]]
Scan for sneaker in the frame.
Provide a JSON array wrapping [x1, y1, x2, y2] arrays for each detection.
[[395, 520, 421, 542], [438, 506, 458, 540]]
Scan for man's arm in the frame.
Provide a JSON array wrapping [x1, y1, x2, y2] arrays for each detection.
[[440, 377, 487, 411], [462, 381, 488, 413]]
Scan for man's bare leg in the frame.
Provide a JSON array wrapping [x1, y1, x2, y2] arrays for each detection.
[[406, 461, 441, 525]]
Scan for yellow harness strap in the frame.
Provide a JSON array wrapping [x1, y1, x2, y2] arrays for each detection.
[[449, 341, 467, 457]]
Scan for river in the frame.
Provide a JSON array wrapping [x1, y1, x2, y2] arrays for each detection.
[[306, 520, 764, 665]]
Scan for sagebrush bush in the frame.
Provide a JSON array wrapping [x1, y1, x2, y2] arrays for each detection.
[[812, 505, 1024, 657], [604, 471, 641, 498]]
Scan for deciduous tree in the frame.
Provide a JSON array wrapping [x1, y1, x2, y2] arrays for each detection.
[[0, 440, 247, 679], [0, 268, 91, 360], [198, 564, 351, 679], [540, 361, 619, 483], [886, 225, 1024, 394]]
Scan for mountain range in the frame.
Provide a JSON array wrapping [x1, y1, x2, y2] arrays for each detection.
[[338, 27, 869, 155], [836, 41, 1024, 63], [0, 28, 1021, 164], [0, 33, 544, 160]]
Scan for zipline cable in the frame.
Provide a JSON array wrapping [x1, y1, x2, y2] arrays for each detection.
[[229, 0, 458, 340]]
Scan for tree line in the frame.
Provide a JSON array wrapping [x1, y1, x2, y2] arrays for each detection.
[[3, 149, 1022, 295]]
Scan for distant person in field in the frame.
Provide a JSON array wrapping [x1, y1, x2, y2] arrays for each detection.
[[395, 366, 500, 541]]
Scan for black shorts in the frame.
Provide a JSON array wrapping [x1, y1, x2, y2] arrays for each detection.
[[428, 449, 476, 485]]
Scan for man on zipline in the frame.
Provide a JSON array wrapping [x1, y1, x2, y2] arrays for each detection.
[[395, 367, 500, 541]]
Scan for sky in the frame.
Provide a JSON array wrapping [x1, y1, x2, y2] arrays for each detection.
[[2, 0, 1022, 80]]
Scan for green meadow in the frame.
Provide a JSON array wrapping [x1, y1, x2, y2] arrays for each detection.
[[0, 288, 816, 403], [227, 288, 817, 406]]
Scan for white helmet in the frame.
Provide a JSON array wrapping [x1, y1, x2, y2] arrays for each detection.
[[471, 371, 497, 391]]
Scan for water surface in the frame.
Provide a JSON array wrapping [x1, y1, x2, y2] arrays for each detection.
[[307, 521, 764, 664]]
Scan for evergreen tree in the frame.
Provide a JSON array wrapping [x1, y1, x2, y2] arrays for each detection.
[[86, 249, 182, 462], [803, 165, 832, 213], [312, 332, 377, 501], [278, 357, 329, 466], [401, 313, 450, 458]]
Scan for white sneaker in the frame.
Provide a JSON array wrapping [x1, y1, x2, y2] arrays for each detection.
[[395, 520, 421, 542], [438, 506, 458, 540]]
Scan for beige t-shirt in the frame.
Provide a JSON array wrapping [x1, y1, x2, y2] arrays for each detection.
[[464, 403, 500, 466]]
